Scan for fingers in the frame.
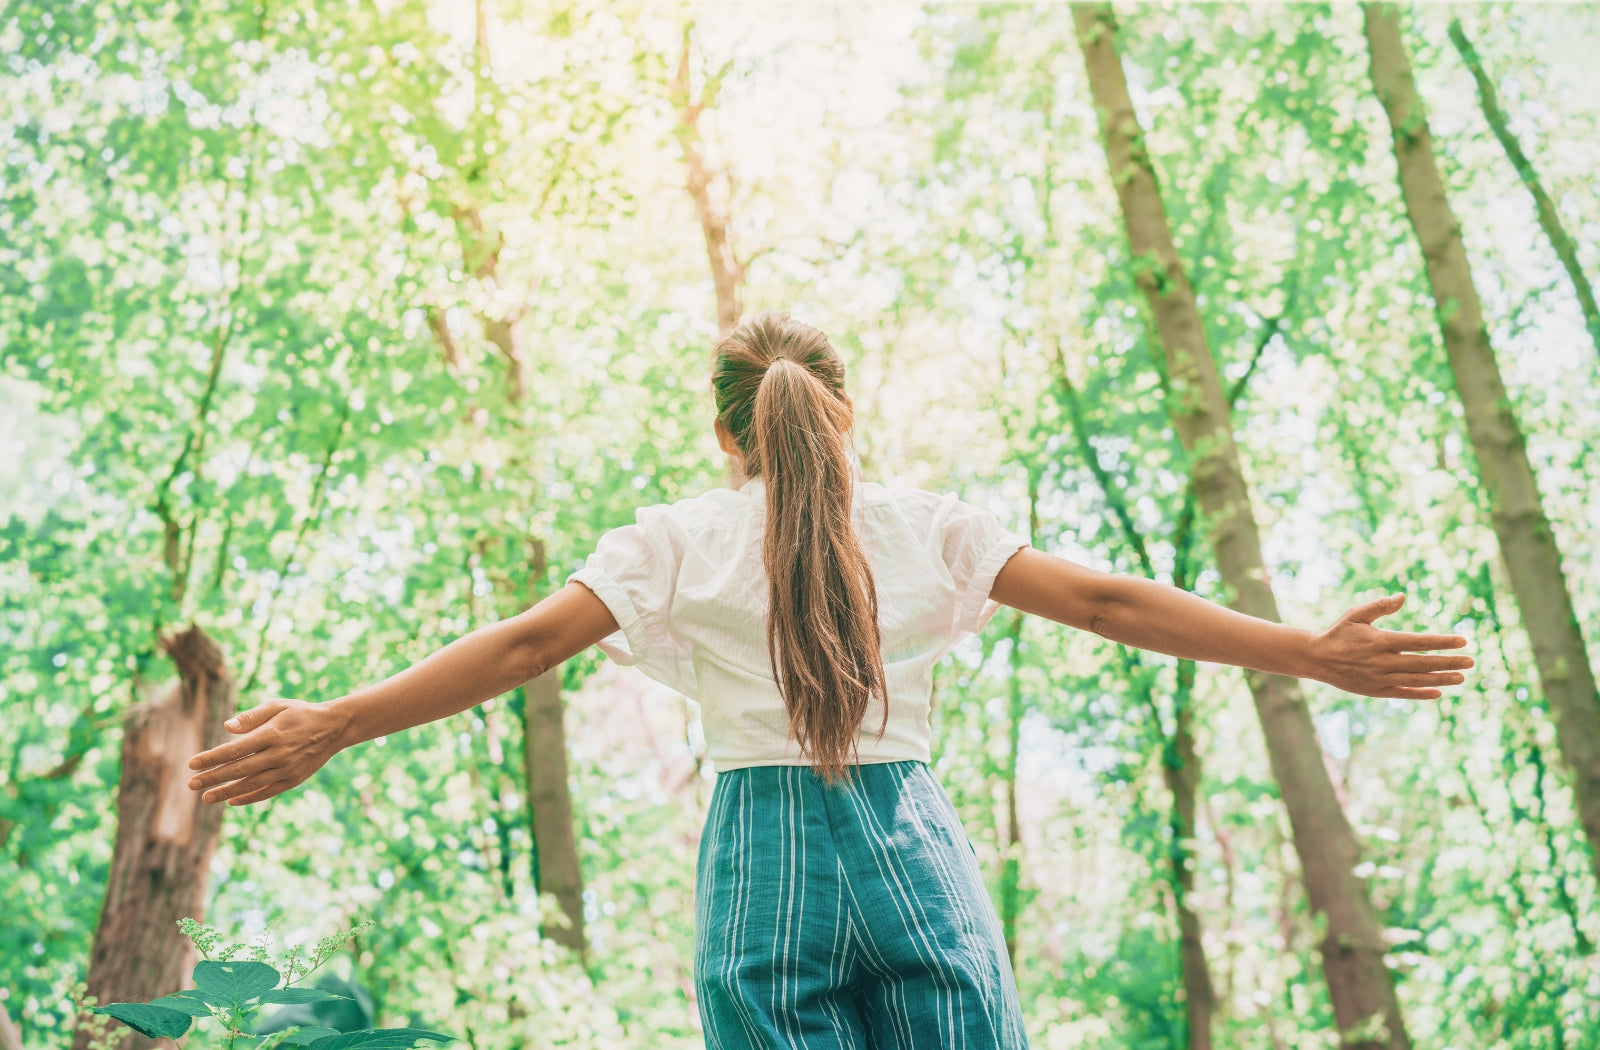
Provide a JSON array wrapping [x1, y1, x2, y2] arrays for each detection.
[[1382, 672, 1466, 689], [189, 750, 281, 795], [1389, 653, 1475, 673], [190, 734, 269, 773], [1376, 686, 1443, 701], [199, 773, 286, 807], [1344, 597, 1471, 651], [191, 701, 295, 772], [1346, 593, 1405, 625], [200, 773, 266, 804], [1382, 632, 1470, 653], [225, 699, 287, 735], [225, 779, 296, 807]]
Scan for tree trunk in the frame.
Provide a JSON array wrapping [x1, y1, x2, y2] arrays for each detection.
[[1364, 1, 1600, 890], [426, 306, 464, 372], [1447, 18, 1600, 364], [672, 25, 744, 337], [1203, 793, 1238, 1011], [1164, 661, 1213, 1050], [502, 540, 588, 958], [73, 626, 233, 1050], [439, 4, 584, 945], [1001, 613, 1025, 974], [999, 482, 1042, 975], [520, 670, 587, 959], [423, 257, 586, 954], [1054, 360, 1217, 1047], [444, 0, 528, 401], [451, 202, 528, 401], [1071, 7, 1410, 1047]]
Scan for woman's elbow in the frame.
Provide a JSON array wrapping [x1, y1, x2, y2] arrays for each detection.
[[992, 548, 1121, 632]]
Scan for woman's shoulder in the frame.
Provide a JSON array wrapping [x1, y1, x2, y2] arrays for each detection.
[[857, 480, 965, 515], [629, 479, 982, 534], [856, 481, 985, 538], [627, 483, 753, 536], [857, 482, 1019, 546]]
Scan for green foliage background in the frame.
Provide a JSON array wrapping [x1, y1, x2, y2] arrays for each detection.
[[2, 1, 1597, 1047]]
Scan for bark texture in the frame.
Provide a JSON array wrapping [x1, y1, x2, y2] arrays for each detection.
[[1365, 2, 1600, 890], [73, 626, 234, 1050], [506, 539, 588, 958], [521, 669, 587, 958], [1073, 7, 1409, 1047], [1447, 18, 1600, 363], [1165, 661, 1213, 1050]]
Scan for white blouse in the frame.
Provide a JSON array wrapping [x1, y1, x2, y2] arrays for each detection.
[[568, 479, 1030, 771]]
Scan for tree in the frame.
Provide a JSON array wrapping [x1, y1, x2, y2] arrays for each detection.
[[1072, 6, 1411, 1046], [74, 629, 232, 1050], [1447, 17, 1600, 365], [414, 0, 590, 958], [1052, 358, 1234, 1049], [671, 25, 746, 338], [1362, 1, 1600, 890]]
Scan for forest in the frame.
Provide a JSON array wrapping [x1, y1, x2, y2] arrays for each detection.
[[2, 1, 1598, 1048]]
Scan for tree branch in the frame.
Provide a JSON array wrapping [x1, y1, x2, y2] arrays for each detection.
[[1049, 338, 1155, 579], [242, 396, 354, 693]]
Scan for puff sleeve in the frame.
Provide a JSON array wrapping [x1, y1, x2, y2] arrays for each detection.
[[567, 505, 694, 695], [935, 495, 1030, 637]]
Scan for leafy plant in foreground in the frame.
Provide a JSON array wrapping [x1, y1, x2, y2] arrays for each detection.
[[89, 920, 453, 1050]]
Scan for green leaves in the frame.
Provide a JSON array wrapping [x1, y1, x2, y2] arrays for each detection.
[[90, 973, 444, 1050], [193, 959, 283, 1010], [93, 960, 281, 1039], [91, 938, 451, 1049], [91, 1002, 193, 1040], [305, 1028, 454, 1050], [260, 987, 353, 1005], [146, 992, 216, 1017]]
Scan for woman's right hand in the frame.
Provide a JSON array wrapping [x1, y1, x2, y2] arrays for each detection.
[[1308, 594, 1473, 700], [187, 698, 349, 807]]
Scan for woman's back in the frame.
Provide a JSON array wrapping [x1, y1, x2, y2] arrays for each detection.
[[570, 478, 1028, 771]]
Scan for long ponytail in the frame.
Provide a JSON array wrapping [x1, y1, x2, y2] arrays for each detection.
[[711, 313, 887, 783]]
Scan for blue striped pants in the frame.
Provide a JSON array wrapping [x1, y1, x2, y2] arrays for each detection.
[[694, 761, 1030, 1049]]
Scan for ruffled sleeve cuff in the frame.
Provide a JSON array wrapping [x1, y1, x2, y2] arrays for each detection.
[[568, 566, 651, 667], [956, 533, 1030, 635]]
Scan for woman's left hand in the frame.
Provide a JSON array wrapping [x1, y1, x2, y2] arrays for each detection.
[[187, 698, 348, 806], [1308, 593, 1474, 700]]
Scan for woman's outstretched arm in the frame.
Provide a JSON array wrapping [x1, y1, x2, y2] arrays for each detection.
[[187, 582, 619, 806], [989, 547, 1473, 699]]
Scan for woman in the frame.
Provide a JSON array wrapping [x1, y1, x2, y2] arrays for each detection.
[[188, 312, 1472, 1048]]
